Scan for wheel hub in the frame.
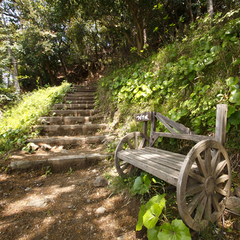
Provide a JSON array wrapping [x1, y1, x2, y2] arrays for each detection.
[[205, 176, 215, 195]]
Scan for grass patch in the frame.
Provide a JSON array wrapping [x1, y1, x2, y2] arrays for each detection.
[[0, 81, 71, 154]]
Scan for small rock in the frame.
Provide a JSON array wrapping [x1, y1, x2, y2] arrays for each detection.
[[93, 176, 108, 187], [30, 142, 39, 151], [87, 199, 91, 203], [95, 207, 106, 214], [41, 119, 50, 125], [41, 144, 52, 151], [117, 235, 125, 240], [234, 187, 240, 198], [9, 161, 32, 169], [226, 196, 240, 214], [27, 198, 50, 208], [61, 149, 68, 154], [25, 187, 32, 192]]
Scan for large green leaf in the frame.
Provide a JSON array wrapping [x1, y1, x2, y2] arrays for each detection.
[[143, 203, 162, 229], [229, 90, 240, 104], [147, 227, 159, 240], [136, 204, 146, 231], [146, 194, 166, 210], [158, 219, 191, 240], [226, 77, 239, 86], [131, 175, 151, 195], [228, 111, 240, 125]]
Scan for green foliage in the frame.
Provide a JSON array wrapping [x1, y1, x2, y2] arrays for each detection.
[[132, 175, 191, 239], [0, 82, 70, 154], [136, 193, 191, 240], [99, 10, 240, 149], [43, 166, 52, 176]]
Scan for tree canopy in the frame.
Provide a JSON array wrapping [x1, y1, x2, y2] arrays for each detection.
[[0, 0, 239, 91]]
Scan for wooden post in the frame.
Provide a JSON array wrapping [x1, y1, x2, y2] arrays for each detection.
[[150, 112, 156, 146], [215, 104, 228, 145]]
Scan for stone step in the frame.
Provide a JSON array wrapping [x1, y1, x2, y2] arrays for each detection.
[[50, 109, 99, 116], [64, 100, 95, 104], [64, 96, 95, 101], [9, 153, 112, 172], [53, 103, 95, 110], [36, 124, 107, 136], [27, 135, 115, 146], [70, 87, 97, 92], [66, 92, 95, 97], [39, 115, 104, 125]]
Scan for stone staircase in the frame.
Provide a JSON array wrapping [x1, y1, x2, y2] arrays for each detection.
[[9, 84, 114, 172]]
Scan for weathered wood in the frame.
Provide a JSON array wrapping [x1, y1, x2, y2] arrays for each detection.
[[177, 139, 231, 231], [114, 105, 229, 232], [114, 132, 150, 177], [135, 112, 152, 122], [155, 112, 193, 134], [151, 132, 214, 145], [150, 112, 156, 146], [215, 104, 228, 145], [118, 150, 179, 186]]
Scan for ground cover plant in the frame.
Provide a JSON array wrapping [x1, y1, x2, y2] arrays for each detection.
[[97, 8, 240, 239], [0, 81, 70, 155], [97, 9, 240, 152]]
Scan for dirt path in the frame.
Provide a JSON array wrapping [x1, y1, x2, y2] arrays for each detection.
[[0, 156, 145, 240]]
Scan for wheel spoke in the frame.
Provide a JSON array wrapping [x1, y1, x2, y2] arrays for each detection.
[[214, 160, 227, 178], [127, 139, 134, 149], [196, 154, 207, 177], [121, 162, 130, 171], [186, 184, 204, 196], [194, 195, 207, 222], [205, 148, 212, 176], [215, 186, 227, 196], [189, 170, 205, 183], [215, 174, 229, 185], [211, 150, 220, 175], [187, 191, 205, 215], [134, 134, 138, 149], [205, 196, 212, 221]]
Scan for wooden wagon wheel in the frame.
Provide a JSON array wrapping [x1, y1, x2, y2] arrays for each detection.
[[177, 139, 231, 231], [114, 132, 150, 177]]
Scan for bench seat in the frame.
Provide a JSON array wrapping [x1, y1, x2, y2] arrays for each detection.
[[117, 146, 186, 186]]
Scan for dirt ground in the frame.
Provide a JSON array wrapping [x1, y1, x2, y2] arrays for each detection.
[[0, 153, 146, 240], [1, 149, 240, 240]]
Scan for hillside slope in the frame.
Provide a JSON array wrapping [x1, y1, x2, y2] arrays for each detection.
[[97, 9, 240, 154]]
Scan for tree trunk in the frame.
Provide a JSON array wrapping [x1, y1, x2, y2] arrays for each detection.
[[12, 55, 20, 93], [186, 0, 194, 22], [2, 9, 20, 93], [45, 56, 56, 86], [59, 53, 68, 79], [207, 0, 214, 19]]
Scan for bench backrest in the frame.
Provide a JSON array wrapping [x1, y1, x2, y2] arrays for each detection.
[[135, 104, 228, 147]]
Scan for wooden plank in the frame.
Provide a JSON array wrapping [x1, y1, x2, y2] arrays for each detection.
[[155, 112, 193, 134], [215, 104, 228, 145], [135, 112, 152, 122], [144, 147, 186, 159], [127, 149, 184, 172], [117, 150, 179, 186], [151, 132, 214, 143], [138, 149, 186, 167], [155, 113, 177, 134]]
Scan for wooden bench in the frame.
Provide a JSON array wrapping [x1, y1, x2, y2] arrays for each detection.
[[114, 104, 231, 231]]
